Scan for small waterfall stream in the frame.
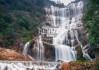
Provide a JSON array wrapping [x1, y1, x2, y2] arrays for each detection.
[[23, 42, 30, 56], [23, 35, 45, 61], [36, 35, 45, 61]]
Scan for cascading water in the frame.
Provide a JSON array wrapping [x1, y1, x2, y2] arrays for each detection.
[[52, 16, 77, 62], [49, 1, 84, 62], [36, 35, 45, 61], [23, 0, 90, 62], [23, 42, 30, 55], [0, 0, 92, 70], [23, 35, 44, 61], [0, 61, 58, 70]]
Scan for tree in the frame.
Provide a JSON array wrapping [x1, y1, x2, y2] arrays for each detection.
[[83, 0, 99, 49]]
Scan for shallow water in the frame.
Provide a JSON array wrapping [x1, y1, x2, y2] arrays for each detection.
[[0, 61, 58, 70]]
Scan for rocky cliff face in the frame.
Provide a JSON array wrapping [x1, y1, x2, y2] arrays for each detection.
[[23, 0, 94, 61], [39, 0, 90, 60]]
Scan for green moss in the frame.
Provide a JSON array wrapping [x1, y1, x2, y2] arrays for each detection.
[[94, 51, 99, 70], [95, 61, 99, 70], [76, 59, 88, 63], [0, 57, 6, 60], [83, 0, 99, 49]]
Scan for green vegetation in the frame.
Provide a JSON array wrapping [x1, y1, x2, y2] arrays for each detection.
[[0, 0, 48, 47], [76, 59, 87, 63], [83, 0, 99, 49], [95, 52, 99, 70], [83, 0, 99, 69], [0, 0, 64, 48], [76, 51, 87, 63], [95, 61, 99, 70], [76, 52, 87, 63], [0, 56, 6, 60]]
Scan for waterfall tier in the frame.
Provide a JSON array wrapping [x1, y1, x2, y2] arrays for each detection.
[[23, 0, 91, 62], [0, 61, 58, 70]]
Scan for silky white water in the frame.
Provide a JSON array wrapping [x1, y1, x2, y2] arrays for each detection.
[[0, 0, 92, 70], [23, 42, 30, 56], [0, 61, 58, 70], [36, 35, 45, 61], [49, 1, 84, 62], [23, 0, 90, 62], [51, 0, 75, 5], [6, 0, 91, 70], [23, 35, 44, 61]]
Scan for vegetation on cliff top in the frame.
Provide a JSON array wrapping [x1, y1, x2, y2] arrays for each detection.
[[0, 0, 65, 48], [83, 0, 99, 49], [83, 0, 99, 69], [0, 0, 47, 48]]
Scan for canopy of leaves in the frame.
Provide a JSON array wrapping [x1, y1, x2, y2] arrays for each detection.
[[0, 0, 67, 48], [0, 0, 48, 47], [83, 0, 99, 49]]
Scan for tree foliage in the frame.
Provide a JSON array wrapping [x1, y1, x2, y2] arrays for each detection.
[[83, 0, 99, 49], [0, 0, 47, 48], [0, 0, 64, 48]]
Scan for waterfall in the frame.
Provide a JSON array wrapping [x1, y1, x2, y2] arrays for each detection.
[[0, 0, 93, 70], [36, 35, 45, 61], [23, 0, 91, 62], [23, 42, 30, 55], [49, 0, 88, 62], [0, 61, 58, 70], [52, 13, 77, 62], [74, 29, 92, 60], [23, 35, 44, 61]]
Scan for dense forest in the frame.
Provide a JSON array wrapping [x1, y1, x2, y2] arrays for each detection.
[[83, 0, 99, 49], [0, 0, 65, 48], [0, 0, 48, 48], [83, 0, 99, 69]]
